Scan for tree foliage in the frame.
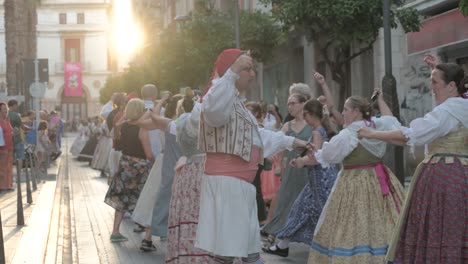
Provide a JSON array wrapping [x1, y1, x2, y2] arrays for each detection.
[[461, 0, 468, 16], [260, 0, 420, 105], [100, 9, 282, 103]]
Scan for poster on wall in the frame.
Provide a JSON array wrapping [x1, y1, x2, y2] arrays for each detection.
[[64, 62, 82, 97]]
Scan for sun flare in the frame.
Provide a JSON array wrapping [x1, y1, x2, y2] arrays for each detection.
[[112, 0, 144, 58]]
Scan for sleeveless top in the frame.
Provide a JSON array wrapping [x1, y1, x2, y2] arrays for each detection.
[[120, 122, 146, 159]]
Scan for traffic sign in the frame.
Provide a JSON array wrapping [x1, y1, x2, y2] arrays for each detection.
[[29, 82, 46, 98]]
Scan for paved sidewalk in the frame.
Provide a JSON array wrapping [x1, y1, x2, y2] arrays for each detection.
[[0, 156, 60, 264], [2, 136, 310, 263]]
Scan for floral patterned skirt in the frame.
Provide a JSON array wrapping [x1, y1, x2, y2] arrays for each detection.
[[166, 154, 214, 264], [308, 166, 404, 264], [276, 165, 337, 244], [104, 154, 152, 213]]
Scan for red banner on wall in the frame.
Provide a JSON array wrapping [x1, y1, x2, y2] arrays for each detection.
[[64, 62, 82, 97]]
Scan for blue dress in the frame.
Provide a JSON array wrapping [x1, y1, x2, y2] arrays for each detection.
[[275, 127, 337, 244]]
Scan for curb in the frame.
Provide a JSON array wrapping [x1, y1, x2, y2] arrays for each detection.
[[10, 156, 63, 264]]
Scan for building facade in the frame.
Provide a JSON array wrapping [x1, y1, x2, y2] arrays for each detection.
[[0, 0, 113, 122]]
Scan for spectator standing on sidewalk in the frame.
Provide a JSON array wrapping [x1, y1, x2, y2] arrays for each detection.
[[104, 99, 155, 244], [0, 102, 14, 191], [8, 100, 31, 186], [36, 121, 52, 177]]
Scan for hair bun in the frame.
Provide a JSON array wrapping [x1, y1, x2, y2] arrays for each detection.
[[460, 75, 468, 95]]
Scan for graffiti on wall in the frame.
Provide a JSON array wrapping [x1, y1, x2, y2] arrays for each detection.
[[400, 56, 434, 126]]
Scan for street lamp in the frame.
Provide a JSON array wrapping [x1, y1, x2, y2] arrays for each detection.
[[382, 0, 404, 184]]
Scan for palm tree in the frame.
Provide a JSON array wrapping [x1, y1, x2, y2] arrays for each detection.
[[4, 0, 38, 96]]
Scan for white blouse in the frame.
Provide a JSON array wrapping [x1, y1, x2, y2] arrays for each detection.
[[315, 116, 401, 168], [201, 69, 295, 158], [263, 113, 279, 131], [402, 97, 468, 146]]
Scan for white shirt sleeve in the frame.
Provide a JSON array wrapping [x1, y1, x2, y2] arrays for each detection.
[[186, 102, 201, 138], [402, 107, 461, 146], [100, 100, 113, 119], [314, 128, 359, 168], [259, 128, 295, 158], [201, 69, 239, 127]]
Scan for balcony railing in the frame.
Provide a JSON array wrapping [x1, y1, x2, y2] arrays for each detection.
[[54, 61, 93, 73]]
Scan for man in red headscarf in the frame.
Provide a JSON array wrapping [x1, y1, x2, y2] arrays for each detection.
[[195, 49, 307, 263]]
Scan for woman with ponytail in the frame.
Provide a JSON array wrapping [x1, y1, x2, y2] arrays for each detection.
[[359, 58, 468, 264], [293, 94, 404, 263], [263, 99, 337, 257]]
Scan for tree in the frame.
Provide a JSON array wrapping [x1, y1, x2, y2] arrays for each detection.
[[461, 0, 468, 16], [260, 0, 420, 106], [4, 0, 39, 96], [100, 9, 282, 103]]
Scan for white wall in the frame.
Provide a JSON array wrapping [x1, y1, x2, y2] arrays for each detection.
[[84, 35, 108, 72]]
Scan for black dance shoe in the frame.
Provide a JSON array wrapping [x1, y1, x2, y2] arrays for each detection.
[[262, 245, 289, 257]]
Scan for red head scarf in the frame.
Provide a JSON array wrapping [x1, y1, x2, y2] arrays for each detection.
[[201, 49, 244, 102], [125, 92, 139, 104]]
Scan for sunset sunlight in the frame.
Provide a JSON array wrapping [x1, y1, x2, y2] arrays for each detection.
[[112, 0, 144, 59]]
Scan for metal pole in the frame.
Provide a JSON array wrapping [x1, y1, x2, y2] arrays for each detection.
[[24, 163, 33, 204], [382, 0, 405, 184], [16, 162, 24, 226], [0, 211, 5, 264], [34, 60, 41, 181], [234, 0, 240, 48], [383, 0, 392, 74]]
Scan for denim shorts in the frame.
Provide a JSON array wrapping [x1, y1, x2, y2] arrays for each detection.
[[14, 142, 25, 160]]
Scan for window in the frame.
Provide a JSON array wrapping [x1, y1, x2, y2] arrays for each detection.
[[65, 39, 81, 62], [59, 13, 67, 24], [77, 13, 85, 24]]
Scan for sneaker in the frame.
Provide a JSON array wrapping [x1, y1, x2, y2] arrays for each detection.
[[262, 244, 289, 257], [110, 234, 128, 242], [140, 239, 157, 252]]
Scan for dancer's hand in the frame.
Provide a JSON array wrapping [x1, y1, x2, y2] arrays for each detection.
[[231, 54, 253, 74], [423, 53, 440, 70], [358, 127, 374, 139], [313, 71, 326, 85], [290, 157, 305, 168]]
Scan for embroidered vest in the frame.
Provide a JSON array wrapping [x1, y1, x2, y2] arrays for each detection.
[[198, 97, 263, 164]]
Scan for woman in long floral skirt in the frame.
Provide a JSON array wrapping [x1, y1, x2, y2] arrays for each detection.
[[104, 99, 155, 245], [359, 60, 468, 264], [304, 93, 404, 264], [165, 98, 214, 264]]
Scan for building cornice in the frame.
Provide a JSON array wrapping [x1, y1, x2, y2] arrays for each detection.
[[39, 3, 111, 9], [403, 0, 458, 15]]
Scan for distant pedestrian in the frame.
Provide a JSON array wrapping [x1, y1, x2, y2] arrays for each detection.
[[8, 100, 31, 188], [0, 101, 14, 191], [36, 121, 52, 177]]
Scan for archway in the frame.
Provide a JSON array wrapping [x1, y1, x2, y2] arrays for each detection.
[[58, 84, 90, 123]]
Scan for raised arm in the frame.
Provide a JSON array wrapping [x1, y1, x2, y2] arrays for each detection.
[[314, 71, 344, 126], [202, 55, 253, 127], [373, 88, 393, 116], [358, 128, 407, 146]]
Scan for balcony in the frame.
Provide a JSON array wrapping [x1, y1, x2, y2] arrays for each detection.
[[54, 61, 93, 73]]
